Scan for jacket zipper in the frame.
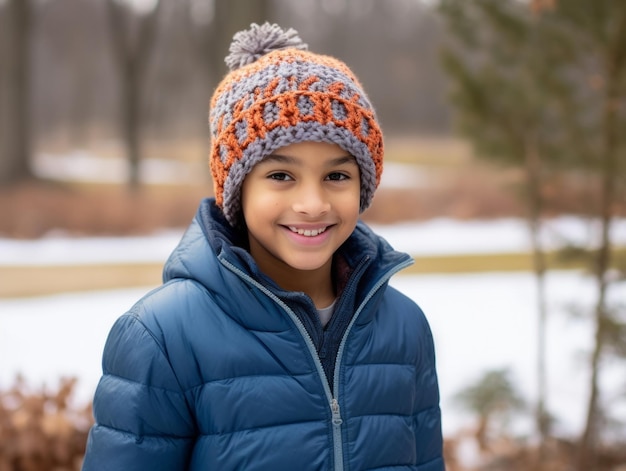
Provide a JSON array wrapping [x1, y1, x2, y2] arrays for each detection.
[[330, 258, 414, 470], [332, 257, 414, 399], [219, 255, 413, 471], [330, 397, 343, 469]]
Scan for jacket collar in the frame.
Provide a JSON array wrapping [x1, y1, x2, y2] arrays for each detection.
[[164, 198, 412, 307]]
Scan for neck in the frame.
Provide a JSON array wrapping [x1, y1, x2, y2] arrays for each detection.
[[283, 269, 336, 309], [260, 258, 336, 308]]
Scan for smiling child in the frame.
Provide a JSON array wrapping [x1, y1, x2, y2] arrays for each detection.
[[82, 23, 444, 471]]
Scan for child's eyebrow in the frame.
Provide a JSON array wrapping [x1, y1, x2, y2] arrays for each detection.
[[262, 154, 356, 166]]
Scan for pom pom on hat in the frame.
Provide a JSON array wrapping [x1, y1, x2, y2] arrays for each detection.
[[209, 23, 384, 227], [225, 23, 308, 71]]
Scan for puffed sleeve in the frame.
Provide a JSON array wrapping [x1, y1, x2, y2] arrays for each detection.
[[82, 313, 196, 471], [414, 310, 445, 470]]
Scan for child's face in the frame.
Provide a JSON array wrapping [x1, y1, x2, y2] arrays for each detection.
[[241, 141, 361, 279]]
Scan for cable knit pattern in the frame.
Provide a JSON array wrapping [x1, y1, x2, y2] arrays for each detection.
[[209, 23, 384, 226]]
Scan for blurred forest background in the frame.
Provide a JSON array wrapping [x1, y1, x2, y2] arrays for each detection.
[[2, 0, 623, 234], [0, 0, 469, 239], [0, 0, 625, 470]]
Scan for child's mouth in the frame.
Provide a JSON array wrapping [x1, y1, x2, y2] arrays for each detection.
[[287, 226, 329, 237]]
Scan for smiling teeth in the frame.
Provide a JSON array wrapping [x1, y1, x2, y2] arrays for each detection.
[[289, 226, 327, 237]]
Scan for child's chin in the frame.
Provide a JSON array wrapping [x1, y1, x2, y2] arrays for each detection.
[[285, 258, 331, 272]]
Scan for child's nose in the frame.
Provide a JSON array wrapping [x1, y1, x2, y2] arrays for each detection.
[[292, 182, 331, 216]]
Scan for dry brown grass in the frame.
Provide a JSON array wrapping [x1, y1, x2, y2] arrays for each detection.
[[0, 263, 162, 298], [0, 180, 211, 238]]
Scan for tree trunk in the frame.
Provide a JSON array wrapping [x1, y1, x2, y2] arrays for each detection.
[[524, 141, 549, 454], [0, 5, 8, 177], [123, 59, 141, 187], [475, 415, 490, 453], [210, 0, 272, 79], [0, 0, 33, 185], [105, 0, 162, 190], [577, 24, 624, 470]]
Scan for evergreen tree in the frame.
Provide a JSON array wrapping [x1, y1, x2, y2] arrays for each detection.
[[439, 1, 626, 468], [438, 0, 575, 452], [545, 3, 626, 469], [453, 368, 525, 453]]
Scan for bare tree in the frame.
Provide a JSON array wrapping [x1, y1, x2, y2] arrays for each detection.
[[0, 0, 34, 184], [105, 0, 162, 189], [185, 0, 272, 93]]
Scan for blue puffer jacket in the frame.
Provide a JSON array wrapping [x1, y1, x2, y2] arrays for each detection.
[[83, 198, 444, 471]]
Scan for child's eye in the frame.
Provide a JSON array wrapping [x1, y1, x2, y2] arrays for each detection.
[[268, 172, 292, 181], [326, 172, 349, 181]]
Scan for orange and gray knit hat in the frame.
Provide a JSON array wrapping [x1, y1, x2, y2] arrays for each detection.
[[209, 23, 384, 227]]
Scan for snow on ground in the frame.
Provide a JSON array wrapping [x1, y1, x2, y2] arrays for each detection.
[[33, 151, 427, 189], [34, 151, 205, 185], [392, 271, 625, 438], [1, 216, 625, 265], [371, 216, 626, 255], [1, 271, 624, 439], [0, 218, 625, 440]]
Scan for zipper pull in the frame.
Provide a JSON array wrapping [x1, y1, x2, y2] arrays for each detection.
[[331, 398, 343, 426]]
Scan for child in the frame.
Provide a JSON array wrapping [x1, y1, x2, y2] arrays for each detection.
[[82, 23, 444, 471]]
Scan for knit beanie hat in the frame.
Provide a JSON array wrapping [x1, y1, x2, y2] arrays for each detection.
[[209, 23, 384, 227]]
